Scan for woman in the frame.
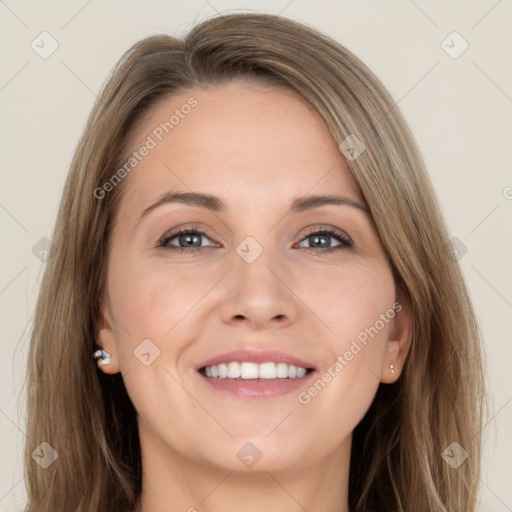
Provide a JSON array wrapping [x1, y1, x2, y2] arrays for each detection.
[[24, 12, 485, 512]]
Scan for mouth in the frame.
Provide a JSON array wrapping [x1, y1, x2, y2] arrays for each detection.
[[199, 361, 315, 379], [196, 349, 317, 399]]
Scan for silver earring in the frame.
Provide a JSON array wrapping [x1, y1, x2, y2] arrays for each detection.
[[93, 349, 111, 366], [390, 364, 395, 375]]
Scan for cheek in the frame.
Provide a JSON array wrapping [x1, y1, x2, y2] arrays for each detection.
[[106, 260, 214, 431], [293, 261, 395, 421], [295, 258, 396, 350], [103, 259, 205, 411], [109, 258, 212, 340]]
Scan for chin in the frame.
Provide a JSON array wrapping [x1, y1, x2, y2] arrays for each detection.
[[194, 434, 314, 475]]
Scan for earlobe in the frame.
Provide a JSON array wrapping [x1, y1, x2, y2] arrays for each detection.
[[380, 299, 412, 383], [95, 298, 121, 374]]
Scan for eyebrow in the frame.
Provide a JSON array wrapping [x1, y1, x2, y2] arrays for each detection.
[[139, 191, 369, 222]]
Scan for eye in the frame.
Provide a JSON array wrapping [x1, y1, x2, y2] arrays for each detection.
[[158, 227, 217, 253], [157, 225, 353, 254], [296, 226, 353, 253]]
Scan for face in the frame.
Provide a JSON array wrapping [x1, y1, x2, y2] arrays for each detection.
[[98, 80, 411, 475]]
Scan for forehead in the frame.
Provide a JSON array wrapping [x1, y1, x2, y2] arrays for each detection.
[[118, 80, 364, 217]]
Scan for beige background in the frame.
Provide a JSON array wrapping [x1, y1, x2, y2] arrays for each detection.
[[1, 0, 511, 510]]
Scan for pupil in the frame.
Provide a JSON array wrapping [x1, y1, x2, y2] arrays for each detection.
[[181, 234, 200, 247], [311, 235, 329, 248]]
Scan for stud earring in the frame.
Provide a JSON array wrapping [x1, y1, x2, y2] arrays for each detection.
[[390, 364, 396, 375], [93, 349, 111, 367]]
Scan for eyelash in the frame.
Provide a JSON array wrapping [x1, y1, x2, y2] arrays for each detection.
[[157, 225, 353, 254]]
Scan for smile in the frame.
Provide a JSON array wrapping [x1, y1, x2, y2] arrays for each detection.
[[201, 361, 311, 379]]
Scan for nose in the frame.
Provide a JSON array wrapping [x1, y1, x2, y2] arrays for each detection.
[[220, 246, 300, 331]]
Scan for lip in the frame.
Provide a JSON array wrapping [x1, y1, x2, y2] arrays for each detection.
[[198, 370, 317, 399], [195, 348, 316, 371]]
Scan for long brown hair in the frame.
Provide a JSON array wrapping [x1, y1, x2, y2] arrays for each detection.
[[23, 13, 486, 512]]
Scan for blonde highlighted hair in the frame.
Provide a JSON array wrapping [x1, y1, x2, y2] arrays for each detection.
[[24, 13, 486, 512]]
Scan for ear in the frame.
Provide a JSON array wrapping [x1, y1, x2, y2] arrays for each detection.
[[96, 296, 121, 374], [380, 299, 412, 384]]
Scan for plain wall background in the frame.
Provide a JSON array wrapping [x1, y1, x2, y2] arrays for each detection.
[[1, 1, 511, 510]]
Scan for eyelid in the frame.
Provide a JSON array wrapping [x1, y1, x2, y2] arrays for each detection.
[[298, 224, 353, 244], [158, 224, 219, 247]]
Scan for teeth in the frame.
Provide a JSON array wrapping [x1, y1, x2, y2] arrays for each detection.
[[203, 361, 310, 379], [227, 362, 240, 378], [259, 362, 276, 379], [276, 363, 288, 378], [296, 367, 306, 378], [218, 363, 228, 378], [240, 362, 259, 379]]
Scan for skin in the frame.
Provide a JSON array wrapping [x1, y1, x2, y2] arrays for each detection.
[[97, 80, 412, 512]]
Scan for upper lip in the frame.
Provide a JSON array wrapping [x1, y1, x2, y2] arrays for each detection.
[[196, 348, 316, 371]]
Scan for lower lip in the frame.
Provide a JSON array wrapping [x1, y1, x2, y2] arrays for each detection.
[[198, 371, 316, 399]]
